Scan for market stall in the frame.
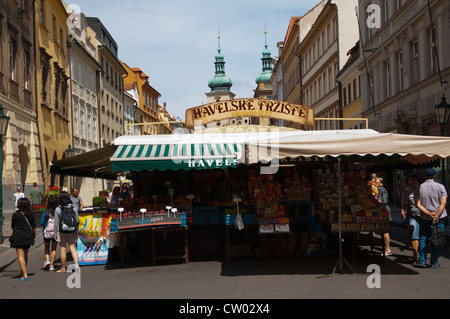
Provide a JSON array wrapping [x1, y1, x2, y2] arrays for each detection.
[[51, 127, 450, 266], [107, 129, 450, 263]]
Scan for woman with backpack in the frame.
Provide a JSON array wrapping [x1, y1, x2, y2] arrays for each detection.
[[40, 195, 59, 271], [10, 198, 36, 281], [54, 191, 80, 273]]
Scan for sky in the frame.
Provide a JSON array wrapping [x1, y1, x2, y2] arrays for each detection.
[[68, 0, 321, 119]]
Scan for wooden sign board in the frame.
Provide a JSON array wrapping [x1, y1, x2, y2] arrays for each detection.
[[185, 98, 315, 129]]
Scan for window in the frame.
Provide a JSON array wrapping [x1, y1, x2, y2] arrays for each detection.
[[40, 0, 45, 25], [393, 0, 400, 12], [343, 87, 347, 105], [52, 16, 56, 41], [327, 24, 331, 46], [24, 51, 30, 89], [369, 73, 374, 104], [9, 39, 16, 81], [430, 26, 437, 75], [385, 60, 391, 98], [384, 0, 389, 23], [87, 109, 91, 140], [80, 108, 85, 137], [397, 51, 403, 92], [353, 79, 357, 100], [358, 75, 361, 97], [347, 83, 351, 103], [412, 40, 419, 84]]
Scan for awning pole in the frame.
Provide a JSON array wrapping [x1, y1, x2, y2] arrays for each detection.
[[331, 156, 355, 275]]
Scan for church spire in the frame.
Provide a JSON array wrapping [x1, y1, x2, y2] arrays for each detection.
[[208, 31, 233, 92], [256, 28, 273, 84]]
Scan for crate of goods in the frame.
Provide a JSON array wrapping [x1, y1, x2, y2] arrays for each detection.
[[275, 223, 290, 233], [259, 224, 275, 234], [193, 206, 223, 224]]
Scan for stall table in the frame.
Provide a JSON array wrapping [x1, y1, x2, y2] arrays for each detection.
[[117, 226, 188, 267]]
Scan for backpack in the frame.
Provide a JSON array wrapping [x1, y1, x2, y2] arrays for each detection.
[[44, 216, 55, 239], [59, 205, 78, 233]]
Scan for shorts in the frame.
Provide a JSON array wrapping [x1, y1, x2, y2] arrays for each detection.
[[57, 232, 78, 245], [408, 217, 419, 240]]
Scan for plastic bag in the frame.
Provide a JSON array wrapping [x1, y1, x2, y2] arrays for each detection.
[[235, 213, 244, 231]]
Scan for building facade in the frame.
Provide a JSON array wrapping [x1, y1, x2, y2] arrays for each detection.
[[87, 17, 126, 146], [67, 10, 100, 155], [298, 0, 359, 130], [123, 90, 142, 135], [357, 0, 449, 136], [121, 62, 160, 135], [66, 7, 103, 204], [336, 41, 364, 129], [0, 0, 43, 211], [35, 0, 71, 189]]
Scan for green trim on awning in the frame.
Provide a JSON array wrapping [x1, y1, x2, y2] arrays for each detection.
[[111, 143, 244, 172]]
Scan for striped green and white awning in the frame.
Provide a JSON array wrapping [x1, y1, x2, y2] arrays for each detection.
[[111, 142, 245, 172]]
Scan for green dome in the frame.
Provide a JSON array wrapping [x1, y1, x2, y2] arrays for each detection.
[[208, 75, 233, 91], [255, 71, 272, 84]]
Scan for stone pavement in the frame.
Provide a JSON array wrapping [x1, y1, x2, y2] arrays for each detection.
[[1, 206, 449, 272]]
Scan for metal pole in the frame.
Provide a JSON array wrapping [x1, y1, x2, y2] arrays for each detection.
[[441, 123, 447, 190], [338, 157, 342, 273], [0, 138, 4, 244]]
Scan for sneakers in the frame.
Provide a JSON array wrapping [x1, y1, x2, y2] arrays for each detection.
[[43, 260, 50, 271], [412, 262, 426, 268], [49, 265, 56, 271], [412, 262, 443, 269], [430, 263, 442, 269]]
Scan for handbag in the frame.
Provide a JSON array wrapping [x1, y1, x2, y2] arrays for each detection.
[[431, 222, 447, 249], [20, 211, 35, 244]]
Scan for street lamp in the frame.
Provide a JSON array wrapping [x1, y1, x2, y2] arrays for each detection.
[[0, 104, 10, 244], [435, 95, 450, 136], [64, 144, 75, 158], [435, 94, 450, 189]]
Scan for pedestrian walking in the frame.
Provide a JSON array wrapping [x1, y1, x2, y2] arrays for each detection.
[[13, 186, 25, 207], [54, 191, 80, 273], [374, 177, 392, 256], [110, 186, 121, 207], [40, 195, 59, 271], [29, 182, 42, 206], [414, 168, 448, 268], [401, 174, 421, 263], [9, 198, 36, 281], [70, 188, 84, 212], [121, 183, 131, 199]]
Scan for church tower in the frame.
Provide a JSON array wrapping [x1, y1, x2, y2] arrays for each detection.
[[205, 32, 236, 103], [254, 29, 273, 100]]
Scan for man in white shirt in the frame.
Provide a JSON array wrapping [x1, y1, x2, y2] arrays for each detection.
[[415, 168, 448, 268]]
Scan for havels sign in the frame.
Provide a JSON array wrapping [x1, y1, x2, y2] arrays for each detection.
[[185, 98, 315, 129]]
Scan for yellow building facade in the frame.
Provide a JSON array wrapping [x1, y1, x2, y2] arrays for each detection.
[[337, 42, 364, 129], [121, 61, 160, 135], [35, 0, 71, 188]]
